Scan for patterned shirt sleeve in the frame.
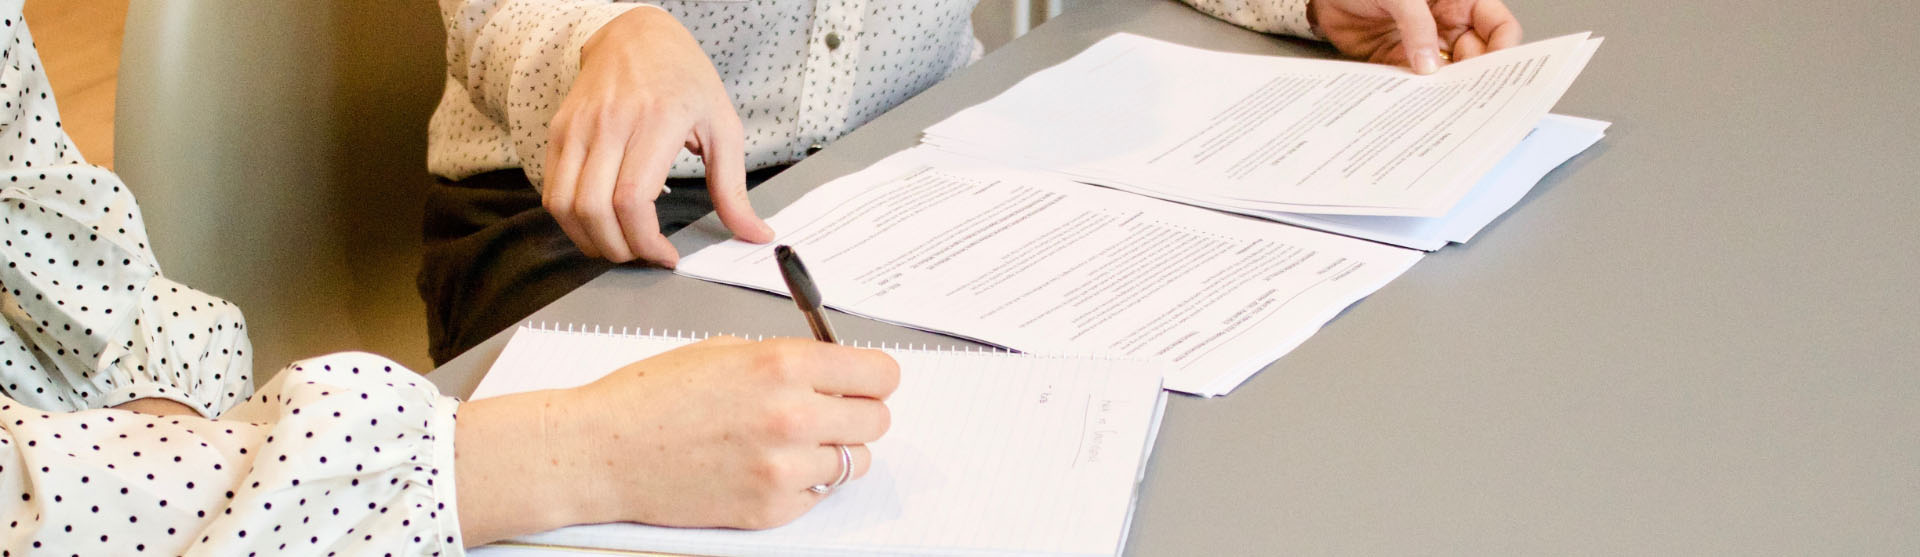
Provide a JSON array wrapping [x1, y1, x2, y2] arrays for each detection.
[[0, 352, 464, 555], [0, 7, 471, 553], [1179, 0, 1323, 40], [437, 0, 659, 187], [0, 7, 251, 418]]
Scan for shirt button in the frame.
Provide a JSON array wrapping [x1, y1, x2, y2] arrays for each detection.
[[806, 143, 826, 155], [824, 32, 843, 50]]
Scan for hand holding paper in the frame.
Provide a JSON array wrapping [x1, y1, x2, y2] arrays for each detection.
[[1310, 0, 1524, 72], [923, 32, 1601, 217]]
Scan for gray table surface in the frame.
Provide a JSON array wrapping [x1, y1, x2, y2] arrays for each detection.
[[430, 0, 1920, 553]]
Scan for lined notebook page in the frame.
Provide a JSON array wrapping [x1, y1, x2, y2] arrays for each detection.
[[471, 326, 1168, 557]]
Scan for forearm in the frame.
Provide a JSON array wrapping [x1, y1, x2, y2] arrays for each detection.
[[454, 389, 613, 545]]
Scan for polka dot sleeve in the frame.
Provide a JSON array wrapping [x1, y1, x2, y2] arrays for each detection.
[[0, 15, 252, 418], [428, 0, 988, 184], [0, 352, 464, 555], [438, 0, 657, 187], [1180, 0, 1322, 40]]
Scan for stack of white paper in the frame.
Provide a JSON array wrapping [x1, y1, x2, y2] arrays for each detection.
[[470, 325, 1169, 557], [923, 32, 1605, 250], [675, 33, 1608, 397], [678, 149, 1423, 396], [1250, 114, 1608, 250]]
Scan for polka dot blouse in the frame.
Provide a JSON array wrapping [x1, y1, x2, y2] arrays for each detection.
[[0, 6, 463, 555], [426, 0, 1315, 187]]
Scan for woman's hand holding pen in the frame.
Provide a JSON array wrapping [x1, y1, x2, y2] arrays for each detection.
[[454, 337, 899, 545]]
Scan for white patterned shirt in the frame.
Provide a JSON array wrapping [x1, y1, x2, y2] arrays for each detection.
[[0, 2, 464, 553], [427, 0, 1317, 186]]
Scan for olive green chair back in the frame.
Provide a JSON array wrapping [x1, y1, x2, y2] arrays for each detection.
[[115, 1, 446, 376]]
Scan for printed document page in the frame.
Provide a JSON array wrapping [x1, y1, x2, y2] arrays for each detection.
[[923, 32, 1602, 217], [471, 326, 1167, 557], [678, 148, 1422, 396], [1243, 114, 1610, 250]]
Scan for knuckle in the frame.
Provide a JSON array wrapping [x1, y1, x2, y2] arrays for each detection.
[[635, 98, 678, 120], [589, 127, 626, 147], [760, 405, 812, 441], [611, 188, 654, 214], [587, 101, 634, 123], [576, 200, 615, 223], [548, 108, 575, 132], [542, 194, 572, 216], [745, 452, 791, 488], [753, 343, 806, 382]]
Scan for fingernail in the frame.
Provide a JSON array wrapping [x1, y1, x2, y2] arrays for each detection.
[[1413, 49, 1441, 75]]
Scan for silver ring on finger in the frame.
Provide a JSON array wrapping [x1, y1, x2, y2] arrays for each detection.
[[808, 444, 853, 495]]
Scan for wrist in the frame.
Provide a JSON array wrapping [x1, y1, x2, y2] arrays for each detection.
[[580, 6, 671, 68], [541, 387, 627, 526], [111, 397, 200, 417], [455, 390, 599, 545]]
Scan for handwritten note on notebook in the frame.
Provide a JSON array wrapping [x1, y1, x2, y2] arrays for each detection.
[[469, 325, 1169, 557]]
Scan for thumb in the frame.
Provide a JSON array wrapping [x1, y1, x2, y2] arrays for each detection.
[[1384, 0, 1445, 74]]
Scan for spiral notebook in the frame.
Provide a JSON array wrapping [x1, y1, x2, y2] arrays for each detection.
[[468, 324, 1170, 557]]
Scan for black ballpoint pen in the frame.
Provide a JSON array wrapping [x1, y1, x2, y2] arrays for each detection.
[[774, 245, 839, 343]]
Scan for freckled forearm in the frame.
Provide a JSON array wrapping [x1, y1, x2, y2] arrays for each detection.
[[455, 390, 599, 546]]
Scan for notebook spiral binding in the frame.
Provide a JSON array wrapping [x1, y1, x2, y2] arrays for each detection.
[[516, 321, 1133, 360]]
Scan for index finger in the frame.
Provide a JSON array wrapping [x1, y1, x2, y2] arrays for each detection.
[[701, 111, 775, 243], [543, 119, 602, 260], [614, 127, 686, 267], [763, 338, 901, 399]]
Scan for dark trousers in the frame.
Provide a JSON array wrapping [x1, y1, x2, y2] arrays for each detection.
[[417, 167, 783, 365]]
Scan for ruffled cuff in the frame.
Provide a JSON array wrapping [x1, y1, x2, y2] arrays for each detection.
[[0, 351, 464, 554], [97, 275, 255, 419], [219, 351, 465, 555]]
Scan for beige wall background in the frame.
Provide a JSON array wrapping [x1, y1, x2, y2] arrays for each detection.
[[24, 0, 124, 168]]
